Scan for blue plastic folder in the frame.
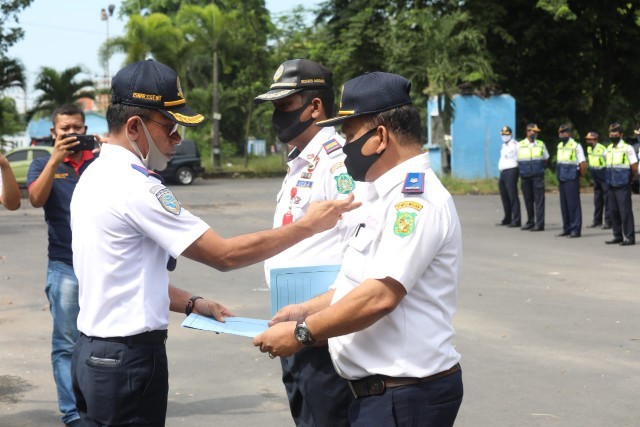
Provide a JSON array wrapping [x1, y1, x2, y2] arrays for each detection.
[[181, 314, 269, 338], [269, 265, 341, 316]]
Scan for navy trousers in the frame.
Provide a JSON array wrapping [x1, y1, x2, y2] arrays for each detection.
[[559, 178, 582, 235], [348, 369, 463, 427], [521, 174, 545, 228], [608, 185, 635, 242], [592, 176, 610, 226], [499, 167, 521, 225], [280, 345, 353, 427], [72, 333, 169, 426]]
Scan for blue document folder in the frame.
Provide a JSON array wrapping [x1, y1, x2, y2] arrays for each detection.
[[269, 265, 341, 316], [181, 314, 269, 338]]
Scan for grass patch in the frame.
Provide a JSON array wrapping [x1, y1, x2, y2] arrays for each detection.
[[439, 176, 499, 195], [202, 154, 287, 176]]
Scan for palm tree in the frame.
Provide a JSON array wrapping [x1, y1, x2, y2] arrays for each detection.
[[0, 57, 26, 92], [0, 57, 26, 136], [29, 66, 95, 118]]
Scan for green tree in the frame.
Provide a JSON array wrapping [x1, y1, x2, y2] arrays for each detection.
[[0, 0, 33, 55], [30, 66, 95, 118], [0, 57, 26, 136], [463, 0, 640, 141], [386, 4, 494, 132]]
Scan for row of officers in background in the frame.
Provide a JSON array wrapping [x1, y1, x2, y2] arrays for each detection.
[[498, 122, 638, 246]]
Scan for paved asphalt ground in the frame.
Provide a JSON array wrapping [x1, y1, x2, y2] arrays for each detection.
[[0, 177, 638, 427]]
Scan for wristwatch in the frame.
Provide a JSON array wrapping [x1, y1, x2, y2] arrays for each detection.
[[294, 319, 316, 346]]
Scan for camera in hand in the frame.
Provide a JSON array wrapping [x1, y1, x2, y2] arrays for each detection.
[[65, 133, 97, 153]]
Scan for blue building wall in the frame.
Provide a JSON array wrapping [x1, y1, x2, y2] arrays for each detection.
[[450, 94, 516, 179]]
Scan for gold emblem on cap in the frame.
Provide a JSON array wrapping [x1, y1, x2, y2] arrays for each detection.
[[176, 77, 184, 99], [273, 65, 284, 82]]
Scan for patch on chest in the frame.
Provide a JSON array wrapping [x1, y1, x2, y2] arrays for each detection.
[[334, 173, 355, 194], [393, 211, 417, 237]]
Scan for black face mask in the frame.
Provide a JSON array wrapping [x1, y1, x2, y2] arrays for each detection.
[[343, 128, 381, 182], [559, 136, 569, 143], [272, 98, 314, 143], [611, 136, 621, 144]]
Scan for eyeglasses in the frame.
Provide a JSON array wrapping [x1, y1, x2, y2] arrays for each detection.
[[144, 117, 179, 137]]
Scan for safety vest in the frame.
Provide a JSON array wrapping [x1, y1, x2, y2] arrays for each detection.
[[556, 139, 579, 181], [517, 139, 546, 177], [605, 141, 631, 187], [587, 143, 606, 182]]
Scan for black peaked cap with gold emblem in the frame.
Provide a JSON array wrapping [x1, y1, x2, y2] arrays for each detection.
[[254, 59, 333, 104], [111, 59, 207, 127]]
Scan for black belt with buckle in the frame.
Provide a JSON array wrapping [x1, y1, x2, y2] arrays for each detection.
[[82, 330, 167, 346], [347, 363, 461, 399]]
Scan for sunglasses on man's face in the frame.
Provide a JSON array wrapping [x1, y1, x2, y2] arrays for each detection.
[[144, 117, 180, 137]]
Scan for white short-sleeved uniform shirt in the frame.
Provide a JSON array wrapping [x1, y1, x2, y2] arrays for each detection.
[[71, 144, 210, 337], [264, 127, 364, 285], [328, 153, 462, 380], [498, 138, 518, 170]]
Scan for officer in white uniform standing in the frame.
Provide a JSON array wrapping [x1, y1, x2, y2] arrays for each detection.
[[497, 125, 520, 227], [69, 59, 359, 426], [254, 59, 360, 427], [254, 72, 463, 426]]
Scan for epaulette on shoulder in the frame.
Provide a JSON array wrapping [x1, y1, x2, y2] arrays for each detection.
[[401, 172, 425, 194], [131, 164, 164, 183], [322, 138, 343, 159]]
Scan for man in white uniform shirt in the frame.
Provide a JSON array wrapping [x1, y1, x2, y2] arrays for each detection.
[[70, 59, 359, 426], [254, 72, 463, 426], [497, 125, 520, 227], [254, 59, 359, 427]]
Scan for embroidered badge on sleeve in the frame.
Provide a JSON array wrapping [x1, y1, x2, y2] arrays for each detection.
[[150, 186, 182, 215]]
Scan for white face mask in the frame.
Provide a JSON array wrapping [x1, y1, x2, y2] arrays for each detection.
[[501, 135, 511, 142], [127, 118, 170, 171]]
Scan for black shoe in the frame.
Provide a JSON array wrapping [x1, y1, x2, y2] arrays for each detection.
[[495, 221, 509, 226], [66, 419, 83, 427], [530, 226, 544, 231], [586, 223, 601, 228], [620, 239, 635, 246], [556, 232, 570, 237], [508, 223, 521, 228], [605, 238, 623, 244], [521, 224, 533, 230], [568, 233, 581, 238], [602, 224, 612, 230]]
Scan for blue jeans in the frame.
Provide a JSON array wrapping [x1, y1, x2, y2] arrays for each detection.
[[46, 260, 80, 424]]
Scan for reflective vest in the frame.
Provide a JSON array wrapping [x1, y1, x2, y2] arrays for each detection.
[[587, 143, 606, 181], [605, 141, 631, 187], [517, 139, 546, 177], [556, 139, 579, 181]]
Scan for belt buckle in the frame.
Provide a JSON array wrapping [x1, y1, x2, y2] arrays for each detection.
[[368, 378, 386, 396]]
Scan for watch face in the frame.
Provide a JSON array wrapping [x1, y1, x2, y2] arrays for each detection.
[[295, 324, 311, 344]]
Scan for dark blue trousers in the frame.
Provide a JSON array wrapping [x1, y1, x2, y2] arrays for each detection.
[[559, 178, 582, 235], [348, 369, 463, 427], [608, 185, 635, 242], [280, 345, 353, 427], [499, 167, 521, 225], [521, 174, 545, 228], [592, 176, 610, 226], [72, 333, 168, 426]]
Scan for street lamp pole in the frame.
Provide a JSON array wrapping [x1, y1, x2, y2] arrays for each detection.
[[100, 4, 115, 85]]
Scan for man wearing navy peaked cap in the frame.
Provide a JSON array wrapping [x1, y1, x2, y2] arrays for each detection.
[[255, 71, 464, 426], [70, 59, 360, 426], [254, 58, 361, 427]]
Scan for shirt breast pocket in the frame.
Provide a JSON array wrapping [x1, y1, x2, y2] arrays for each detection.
[[342, 227, 375, 284]]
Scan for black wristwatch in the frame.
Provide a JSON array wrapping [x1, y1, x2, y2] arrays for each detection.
[[294, 319, 316, 346]]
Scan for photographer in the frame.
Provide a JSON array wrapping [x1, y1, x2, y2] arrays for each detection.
[[26, 104, 99, 427]]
